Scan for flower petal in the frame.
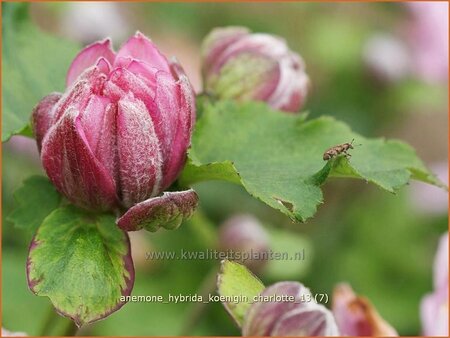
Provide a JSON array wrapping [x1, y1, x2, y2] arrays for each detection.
[[332, 283, 398, 336], [115, 31, 170, 72], [66, 39, 115, 87], [106, 67, 156, 104], [32, 92, 62, 152], [242, 281, 311, 336], [117, 189, 199, 232], [41, 108, 119, 211], [159, 60, 196, 188], [433, 233, 449, 291], [116, 96, 163, 207], [126, 59, 158, 91], [267, 52, 309, 112], [201, 26, 250, 77], [420, 286, 448, 336], [271, 304, 339, 336]]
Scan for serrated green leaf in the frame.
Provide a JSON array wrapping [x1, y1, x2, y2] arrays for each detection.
[[181, 100, 444, 222], [2, 2, 79, 142], [27, 206, 134, 327], [217, 260, 265, 327], [8, 175, 61, 233]]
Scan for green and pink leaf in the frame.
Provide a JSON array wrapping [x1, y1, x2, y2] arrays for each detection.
[[27, 206, 134, 327]]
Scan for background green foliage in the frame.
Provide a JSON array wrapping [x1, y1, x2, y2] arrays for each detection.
[[2, 2, 447, 336], [2, 3, 79, 141]]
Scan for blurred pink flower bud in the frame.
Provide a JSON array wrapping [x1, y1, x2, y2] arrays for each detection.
[[243, 282, 339, 336], [421, 233, 448, 336], [201, 27, 309, 113], [406, 2, 449, 84], [362, 33, 411, 83], [218, 214, 269, 272], [332, 283, 397, 336], [32, 32, 196, 214], [410, 162, 448, 215]]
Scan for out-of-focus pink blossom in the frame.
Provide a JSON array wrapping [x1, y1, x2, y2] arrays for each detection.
[[421, 233, 448, 336], [362, 33, 411, 83], [410, 162, 448, 215], [218, 214, 269, 272], [201, 27, 309, 113], [32, 32, 196, 218], [61, 2, 130, 44], [332, 283, 397, 336], [242, 282, 339, 336], [406, 2, 449, 84]]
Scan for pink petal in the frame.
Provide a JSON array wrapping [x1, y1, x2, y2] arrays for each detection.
[[242, 282, 311, 336], [116, 95, 163, 207], [66, 39, 115, 87], [106, 67, 156, 104], [267, 53, 309, 112], [433, 233, 449, 291], [202, 26, 250, 77], [332, 283, 398, 336], [160, 60, 196, 188], [32, 92, 62, 152], [420, 286, 448, 336], [94, 103, 120, 188], [41, 108, 119, 211], [78, 95, 110, 153], [126, 59, 158, 91], [153, 71, 182, 187], [117, 189, 198, 232], [54, 66, 108, 123], [115, 32, 170, 72], [271, 304, 339, 336]]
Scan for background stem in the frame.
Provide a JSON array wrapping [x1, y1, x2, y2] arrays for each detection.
[[179, 265, 219, 335]]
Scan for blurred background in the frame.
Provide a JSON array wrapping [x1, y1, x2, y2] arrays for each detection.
[[2, 2, 448, 336]]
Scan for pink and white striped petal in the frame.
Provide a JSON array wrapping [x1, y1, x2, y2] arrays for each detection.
[[41, 108, 119, 211], [117, 96, 163, 207]]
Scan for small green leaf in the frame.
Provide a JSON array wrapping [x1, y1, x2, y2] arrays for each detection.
[[2, 2, 79, 141], [181, 100, 444, 222], [8, 175, 61, 233], [217, 260, 265, 327], [27, 206, 134, 327]]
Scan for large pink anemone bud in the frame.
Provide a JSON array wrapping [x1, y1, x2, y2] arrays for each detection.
[[201, 27, 309, 113], [32, 32, 196, 215]]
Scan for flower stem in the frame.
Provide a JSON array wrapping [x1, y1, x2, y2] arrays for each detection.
[[179, 265, 219, 335], [39, 303, 78, 336]]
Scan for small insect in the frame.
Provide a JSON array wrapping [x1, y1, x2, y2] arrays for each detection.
[[323, 139, 357, 161]]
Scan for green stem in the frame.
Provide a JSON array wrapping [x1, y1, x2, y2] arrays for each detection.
[[39, 304, 59, 335], [39, 303, 78, 336], [179, 265, 219, 335], [61, 319, 78, 336]]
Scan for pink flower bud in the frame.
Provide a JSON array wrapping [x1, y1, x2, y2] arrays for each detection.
[[332, 283, 397, 336], [218, 214, 269, 273], [32, 32, 196, 212], [420, 233, 448, 336], [201, 27, 309, 113], [243, 282, 339, 336]]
